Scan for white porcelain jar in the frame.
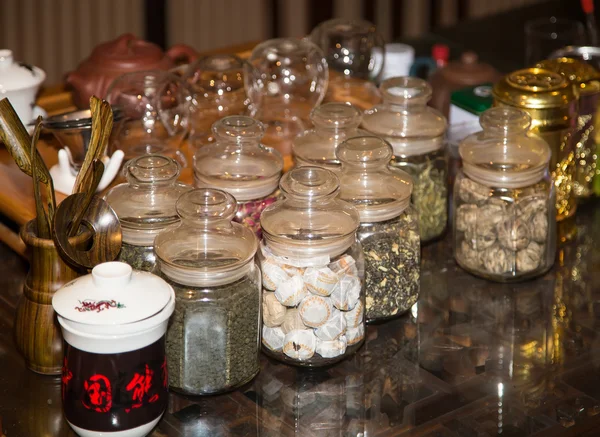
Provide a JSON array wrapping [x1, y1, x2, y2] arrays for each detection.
[[52, 262, 175, 437]]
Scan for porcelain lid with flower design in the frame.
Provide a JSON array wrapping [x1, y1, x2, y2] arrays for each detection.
[[52, 262, 173, 326]]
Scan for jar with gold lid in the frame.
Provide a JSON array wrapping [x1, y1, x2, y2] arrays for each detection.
[[492, 68, 577, 227], [534, 58, 600, 200]]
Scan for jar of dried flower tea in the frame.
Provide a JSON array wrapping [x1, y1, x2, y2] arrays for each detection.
[[362, 77, 448, 243], [259, 166, 365, 367], [292, 102, 369, 173], [337, 136, 420, 322], [154, 188, 261, 395], [453, 107, 556, 282], [104, 155, 191, 273], [193, 115, 283, 238]]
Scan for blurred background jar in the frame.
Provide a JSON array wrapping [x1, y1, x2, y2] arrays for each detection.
[[193, 115, 283, 238], [104, 155, 191, 273], [292, 102, 368, 174], [492, 68, 578, 241], [453, 107, 556, 282], [259, 167, 365, 367], [244, 38, 328, 157], [155, 189, 261, 395], [181, 54, 252, 148], [310, 18, 384, 110], [534, 57, 600, 201], [362, 77, 448, 243], [105, 70, 193, 167], [337, 136, 419, 322]]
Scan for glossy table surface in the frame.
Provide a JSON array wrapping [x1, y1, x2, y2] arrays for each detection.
[[2, 198, 600, 437]]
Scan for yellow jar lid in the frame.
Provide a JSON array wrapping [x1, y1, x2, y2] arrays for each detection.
[[535, 57, 600, 94], [493, 67, 577, 109]]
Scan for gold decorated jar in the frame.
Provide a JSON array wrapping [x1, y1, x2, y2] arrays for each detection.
[[535, 58, 600, 199], [493, 68, 578, 222]]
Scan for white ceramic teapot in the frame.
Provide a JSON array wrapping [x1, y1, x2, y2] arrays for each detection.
[[0, 49, 46, 125]]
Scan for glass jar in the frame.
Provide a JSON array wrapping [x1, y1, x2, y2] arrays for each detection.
[[182, 54, 251, 147], [244, 38, 329, 156], [453, 107, 556, 282], [154, 188, 260, 395], [193, 115, 283, 238], [293, 102, 369, 173], [259, 167, 365, 366], [362, 77, 449, 243], [104, 155, 191, 273], [337, 136, 420, 322]]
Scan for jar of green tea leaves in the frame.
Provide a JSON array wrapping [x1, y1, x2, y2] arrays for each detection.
[[259, 166, 365, 367], [362, 77, 448, 243], [104, 154, 191, 272], [193, 115, 283, 238], [337, 136, 420, 322], [154, 188, 261, 395], [292, 102, 369, 173]]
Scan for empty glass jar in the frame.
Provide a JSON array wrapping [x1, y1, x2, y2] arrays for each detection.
[[453, 107, 556, 282], [362, 77, 448, 243], [193, 115, 283, 238], [104, 155, 191, 272], [182, 54, 251, 147], [155, 188, 261, 395], [105, 70, 193, 167], [244, 38, 329, 156], [337, 136, 420, 322], [292, 102, 369, 173], [259, 167, 365, 366]]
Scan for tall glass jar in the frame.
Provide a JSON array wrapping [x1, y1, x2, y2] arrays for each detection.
[[453, 107, 557, 282], [104, 155, 191, 272], [362, 77, 448, 243], [337, 136, 420, 322], [259, 167, 365, 366], [193, 115, 283, 238], [154, 188, 261, 395], [292, 102, 369, 173]]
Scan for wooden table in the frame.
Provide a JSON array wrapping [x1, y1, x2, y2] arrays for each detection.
[[2, 200, 600, 436]]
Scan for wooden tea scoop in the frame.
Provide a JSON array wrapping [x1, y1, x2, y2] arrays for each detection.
[[68, 159, 104, 238], [30, 117, 51, 239], [54, 194, 122, 270]]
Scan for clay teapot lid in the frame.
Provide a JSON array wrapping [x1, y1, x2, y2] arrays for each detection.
[[437, 51, 498, 85], [87, 33, 168, 70]]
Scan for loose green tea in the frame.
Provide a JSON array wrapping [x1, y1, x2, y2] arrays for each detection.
[[391, 149, 448, 243], [358, 210, 420, 321], [118, 242, 157, 273], [164, 271, 260, 395]]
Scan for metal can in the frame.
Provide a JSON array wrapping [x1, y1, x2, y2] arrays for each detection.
[[493, 68, 578, 221], [535, 58, 600, 199]]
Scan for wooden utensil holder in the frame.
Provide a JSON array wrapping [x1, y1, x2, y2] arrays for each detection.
[[14, 220, 82, 374]]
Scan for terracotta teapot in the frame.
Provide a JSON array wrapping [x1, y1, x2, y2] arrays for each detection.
[[429, 51, 500, 117], [65, 33, 198, 108]]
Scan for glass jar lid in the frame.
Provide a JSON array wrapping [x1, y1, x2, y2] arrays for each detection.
[[492, 68, 576, 109], [337, 136, 413, 222], [362, 77, 447, 156], [104, 155, 192, 246], [154, 188, 258, 287], [459, 107, 551, 188], [293, 102, 369, 168], [183, 54, 248, 105], [193, 115, 283, 201], [260, 166, 360, 261], [52, 262, 173, 326], [534, 57, 600, 95]]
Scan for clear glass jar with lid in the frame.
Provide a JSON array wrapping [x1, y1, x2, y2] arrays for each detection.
[[104, 154, 191, 273], [154, 188, 261, 395], [362, 77, 448, 243], [337, 136, 420, 322], [292, 102, 369, 173], [193, 115, 283, 238], [453, 107, 556, 282], [259, 167, 365, 366]]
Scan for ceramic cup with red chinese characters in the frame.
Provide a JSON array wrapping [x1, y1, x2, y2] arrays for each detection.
[[52, 262, 175, 437]]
